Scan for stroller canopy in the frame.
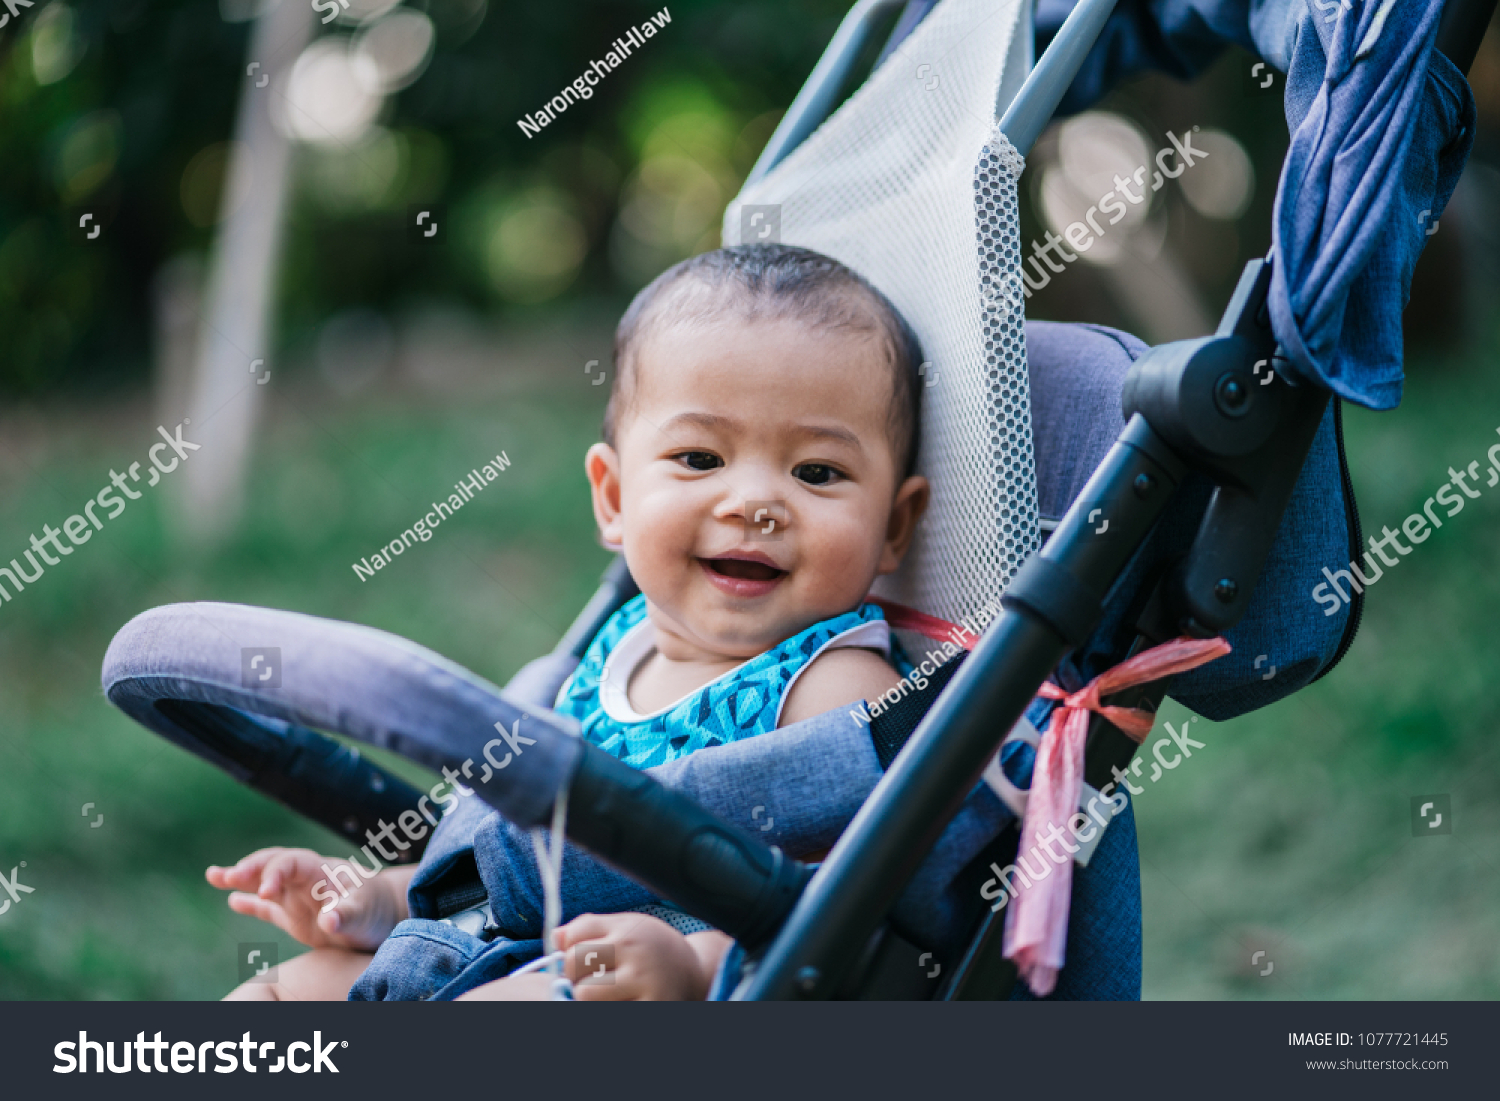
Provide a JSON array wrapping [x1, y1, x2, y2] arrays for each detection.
[[1035, 0, 1476, 408]]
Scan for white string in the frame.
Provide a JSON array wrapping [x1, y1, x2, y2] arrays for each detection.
[[528, 786, 571, 998], [510, 949, 564, 977]]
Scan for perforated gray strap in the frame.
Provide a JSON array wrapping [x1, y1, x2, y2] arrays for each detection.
[[631, 903, 715, 937]]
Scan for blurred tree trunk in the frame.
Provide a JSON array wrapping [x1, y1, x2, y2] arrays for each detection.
[[152, 252, 203, 432], [175, 0, 313, 541]]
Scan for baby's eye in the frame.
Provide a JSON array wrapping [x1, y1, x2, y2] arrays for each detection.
[[793, 463, 842, 486], [674, 450, 722, 472]]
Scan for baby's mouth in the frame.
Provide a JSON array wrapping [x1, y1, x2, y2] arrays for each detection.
[[701, 557, 787, 582]]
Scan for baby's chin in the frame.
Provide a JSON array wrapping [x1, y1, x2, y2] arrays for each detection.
[[675, 602, 847, 658], [641, 568, 875, 657]]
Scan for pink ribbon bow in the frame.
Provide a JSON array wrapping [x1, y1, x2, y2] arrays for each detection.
[[1001, 635, 1231, 996], [872, 595, 1230, 996]]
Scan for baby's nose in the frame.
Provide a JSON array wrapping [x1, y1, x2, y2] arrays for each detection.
[[740, 499, 789, 540]]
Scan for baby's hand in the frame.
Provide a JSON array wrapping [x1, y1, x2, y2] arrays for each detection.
[[206, 847, 409, 951], [555, 912, 729, 1001]]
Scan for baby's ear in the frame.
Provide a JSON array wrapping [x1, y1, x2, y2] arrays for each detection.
[[585, 442, 626, 549], [878, 474, 931, 574]]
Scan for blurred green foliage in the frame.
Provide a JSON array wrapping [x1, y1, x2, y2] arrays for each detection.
[[0, 366, 614, 998], [0, 0, 847, 396], [1138, 333, 1500, 999], [1, 0, 1497, 1002]]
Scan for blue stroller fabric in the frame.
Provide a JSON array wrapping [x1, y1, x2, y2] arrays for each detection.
[[1036, 0, 1261, 112], [1269, 0, 1475, 408], [1036, 0, 1476, 408], [1025, 321, 1352, 715]]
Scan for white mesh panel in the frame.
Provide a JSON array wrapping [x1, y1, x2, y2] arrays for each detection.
[[724, 0, 1039, 637]]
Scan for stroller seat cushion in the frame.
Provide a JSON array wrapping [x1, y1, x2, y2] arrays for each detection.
[[502, 650, 581, 713], [1026, 320, 1150, 523]]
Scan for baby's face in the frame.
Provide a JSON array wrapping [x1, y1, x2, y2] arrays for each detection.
[[587, 314, 927, 663]]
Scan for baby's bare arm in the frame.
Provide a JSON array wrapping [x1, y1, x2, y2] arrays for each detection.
[[222, 947, 376, 1002], [778, 646, 903, 727], [453, 973, 557, 1001]]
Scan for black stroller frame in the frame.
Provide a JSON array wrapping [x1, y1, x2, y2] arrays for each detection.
[[101, 0, 1496, 1000]]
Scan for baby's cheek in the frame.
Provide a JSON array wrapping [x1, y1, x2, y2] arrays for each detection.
[[801, 514, 882, 590], [624, 489, 694, 568], [632, 485, 700, 541]]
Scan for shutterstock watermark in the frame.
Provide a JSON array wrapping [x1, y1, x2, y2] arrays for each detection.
[[1312, 426, 1500, 615], [516, 8, 671, 137], [740, 204, 781, 244], [352, 452, 509, 581], [0, 423, 199, 614], [53, 1030, 344, 1074], [1410, 794, 1452, 837], [981, 128, 1214, 316], [979, 716, 1207, 913], [0, 861, 35, 916], [847, 599, 1001, 726], [310, 718, 535, 909], [0, 0, 42, 35]]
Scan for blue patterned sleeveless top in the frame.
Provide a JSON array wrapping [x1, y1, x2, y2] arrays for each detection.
[[554, 594, 913, 769]]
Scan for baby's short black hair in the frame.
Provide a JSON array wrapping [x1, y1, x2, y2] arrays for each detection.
[[605, 243, 924, 480]]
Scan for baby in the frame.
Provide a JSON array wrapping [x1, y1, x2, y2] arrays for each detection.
[[209, 243, 931, 1000]]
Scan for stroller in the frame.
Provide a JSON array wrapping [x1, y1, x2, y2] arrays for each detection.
[[100, 0, 1488, 999]]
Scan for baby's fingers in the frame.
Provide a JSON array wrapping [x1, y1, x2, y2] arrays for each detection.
[[573, 976, 633, 1001], [555, 913, 623, 951], [226, 891, 295, 938], [257, 850, 314, 899], [207, 848, 289, 892], [316, 894, 366, 940]]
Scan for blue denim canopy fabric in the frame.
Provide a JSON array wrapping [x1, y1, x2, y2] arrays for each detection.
[[1037, 0, 1476, 409], [1036, 0, 1261, 113], [1269, 0, 1475, 408]]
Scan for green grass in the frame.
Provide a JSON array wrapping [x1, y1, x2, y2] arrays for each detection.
[[0, 367, 613, 999], [1, 329, 1497, 999], [1137, 334, 1500, 999]]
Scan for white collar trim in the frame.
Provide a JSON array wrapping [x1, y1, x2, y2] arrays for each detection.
[[597, 616, 892, 725]]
